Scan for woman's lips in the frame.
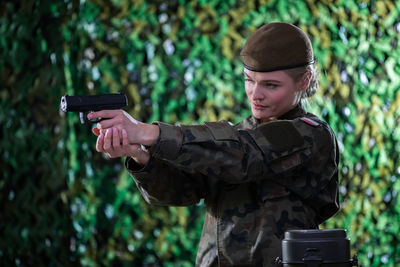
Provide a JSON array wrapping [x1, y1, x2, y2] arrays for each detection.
[[252, 103, 268, 110]]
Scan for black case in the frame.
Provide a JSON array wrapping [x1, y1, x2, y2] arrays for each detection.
[[276, 229, 358, 267]]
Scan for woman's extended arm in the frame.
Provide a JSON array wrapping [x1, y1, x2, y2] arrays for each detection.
[[90, 110, 337, 197], [91, 121, 207, 206]]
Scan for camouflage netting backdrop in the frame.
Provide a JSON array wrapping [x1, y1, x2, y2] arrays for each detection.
[[1, 0, 400, 266]]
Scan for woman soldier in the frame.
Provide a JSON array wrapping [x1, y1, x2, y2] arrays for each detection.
[[89, 22, 340, 266]]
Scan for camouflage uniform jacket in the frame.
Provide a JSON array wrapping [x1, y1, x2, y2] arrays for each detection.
[[125, 105, 340, 266]]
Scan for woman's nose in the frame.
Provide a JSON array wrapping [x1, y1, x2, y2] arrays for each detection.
[[252, 84, 264, 100]]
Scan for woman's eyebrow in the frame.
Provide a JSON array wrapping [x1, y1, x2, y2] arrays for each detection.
[[243, 73, 258, 80], [243, 72, 282, 83], [261, 79, 281, 83]]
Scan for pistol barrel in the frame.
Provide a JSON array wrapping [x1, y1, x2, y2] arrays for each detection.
[[60, 93, 128, 112]]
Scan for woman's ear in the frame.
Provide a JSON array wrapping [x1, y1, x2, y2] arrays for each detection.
[[299, 71, 311, 92]]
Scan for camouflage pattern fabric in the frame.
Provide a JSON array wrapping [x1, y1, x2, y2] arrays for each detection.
[[125, 105, 339, 266]]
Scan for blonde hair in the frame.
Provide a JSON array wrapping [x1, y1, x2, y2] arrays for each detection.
[[284, 64, 319, 99]]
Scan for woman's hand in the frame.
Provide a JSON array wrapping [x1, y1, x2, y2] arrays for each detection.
[[95, 127, 150, 165], [88, 110, 159, 146]]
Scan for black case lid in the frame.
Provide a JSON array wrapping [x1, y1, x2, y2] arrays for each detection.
[[282, 229, 351, 264]]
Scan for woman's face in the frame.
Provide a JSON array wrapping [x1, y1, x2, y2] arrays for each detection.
[[244, 68, 305, 123]]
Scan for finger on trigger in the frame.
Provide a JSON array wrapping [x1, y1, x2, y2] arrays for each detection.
[[88, 112, 96, 120]]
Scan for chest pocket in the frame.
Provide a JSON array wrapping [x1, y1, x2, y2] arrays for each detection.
[[269, 147, 312, 174]]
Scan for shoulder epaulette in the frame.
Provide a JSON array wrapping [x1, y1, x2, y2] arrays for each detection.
[[299, 117, 321, 127]]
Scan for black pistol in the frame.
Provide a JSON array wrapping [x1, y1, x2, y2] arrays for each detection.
[[60, 93, 128, 124]]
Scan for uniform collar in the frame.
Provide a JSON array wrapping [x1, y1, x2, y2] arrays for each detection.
[[238, 105, 306, 129], [253, 105, 306, 123], [278, 105, 306, 120]]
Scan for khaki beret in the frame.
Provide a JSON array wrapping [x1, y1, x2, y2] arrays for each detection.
[[240, 22, 314, 72]]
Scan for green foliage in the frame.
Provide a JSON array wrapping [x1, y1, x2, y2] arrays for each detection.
[[1, 0, 400, 266], [0, 0, 75, 265]]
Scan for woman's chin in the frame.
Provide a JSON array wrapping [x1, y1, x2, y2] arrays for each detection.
[[252, 111, 278, 123], [253, 110, 271, 119]]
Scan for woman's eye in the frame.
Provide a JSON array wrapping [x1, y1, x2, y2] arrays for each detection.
[[265, 83, 278, 88], [245, 78, 254, 83]]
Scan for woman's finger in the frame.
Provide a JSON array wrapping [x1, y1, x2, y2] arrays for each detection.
[[112, 128, 121, 149], [122, 129, 129, 146], [88, 110, 119, 120], [96, 132, 105, 152], [103, 128, 112, 151], [97, 117, 119, 130], [92, 127, 100, 136]]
